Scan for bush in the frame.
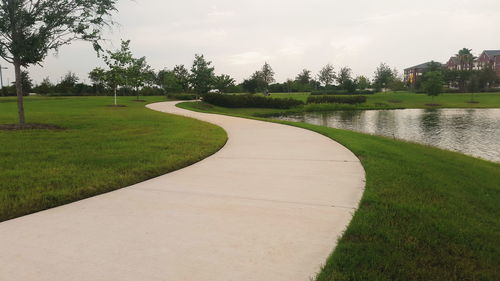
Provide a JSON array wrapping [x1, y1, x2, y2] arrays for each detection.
[[203, 93, 304, 109], [307, 95, 367, 104], [167, 93, 198, 100], [311, 89, 375, 95]]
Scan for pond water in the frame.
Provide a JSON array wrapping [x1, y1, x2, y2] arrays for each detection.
[[275, 109, 500, 162]]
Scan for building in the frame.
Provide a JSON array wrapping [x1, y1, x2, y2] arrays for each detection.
[[446, 56, 460, 71], [477, 50, 500, 76], [404, 61, 442, 84]]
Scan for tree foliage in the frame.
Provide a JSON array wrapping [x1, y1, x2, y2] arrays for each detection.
[[0, 0, 118, 123], [422, 71, 443, 99], [190, 54, 215, 95], [318, 64, 336, 87]]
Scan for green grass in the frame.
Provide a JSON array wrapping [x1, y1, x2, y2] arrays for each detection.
[[268, 91, 500, 110], [178, 101, 500, 281], [0, 96, 227, 222]]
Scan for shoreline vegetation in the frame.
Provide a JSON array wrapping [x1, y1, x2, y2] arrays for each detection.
[[0, 96, 227, 222], [177, 100, 500, 281], [178, 91, 500, 117]]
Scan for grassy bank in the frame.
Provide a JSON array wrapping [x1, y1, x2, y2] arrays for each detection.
[[269, 91, 500, 110], [0, 96, 227, 222], [178, 101, 500, 281]]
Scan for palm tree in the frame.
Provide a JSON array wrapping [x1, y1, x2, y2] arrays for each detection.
[[455, 48, 476, 71]]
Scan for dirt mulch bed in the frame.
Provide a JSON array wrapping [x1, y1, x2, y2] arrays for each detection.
[[425, 104, 442, 107], [0, 123, 65, 131], [465, 101, 480, 104], [105, 105, 128, 107]]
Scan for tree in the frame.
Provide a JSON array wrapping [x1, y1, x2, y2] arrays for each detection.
[[241, 77, 259, 94], [56, 71, 79, 94], [373, 63, 396, 92], [336, 67, 353, 90], [318, 64, 336, 87], [0, 0, 118, 125], [127, 56, 153, 100], [296, 69, 312, 84], [260, 62, 275, 95], [89, 68, 107, 94], [190, 54, 215, 95], [18, 71, 33, 95], [34, 77, 53, 95], [173, 65, 190, 92], [422, 71, 443, 102], [356, 75, 371, 90], [157, 69, 181, 94], [456, 48, 475, 71], [213, 74, 235, 93], [102, 40, 135, 105]]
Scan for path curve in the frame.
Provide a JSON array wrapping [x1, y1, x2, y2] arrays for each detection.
[[0, 101, 365, 281]]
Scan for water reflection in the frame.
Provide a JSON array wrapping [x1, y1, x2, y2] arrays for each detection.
[[276, 109, 500, 162]]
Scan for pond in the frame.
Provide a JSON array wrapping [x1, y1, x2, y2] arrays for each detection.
[[275, 109, 500, 162]]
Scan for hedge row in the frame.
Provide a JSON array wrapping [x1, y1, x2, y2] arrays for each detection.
[[167, 93, 198, 100], [310, 89, 375, 95], [307, 95, 367, 104], [203, 93, 304, 109]]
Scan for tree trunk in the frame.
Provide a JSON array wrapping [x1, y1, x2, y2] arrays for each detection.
[[14, 61, 25, 125], [114, 87, 117, 106]]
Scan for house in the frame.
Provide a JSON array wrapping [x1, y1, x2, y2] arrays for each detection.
[[477, 50, 500, 76], [446, 56, 460, 71], [404, 61, 442, 84]]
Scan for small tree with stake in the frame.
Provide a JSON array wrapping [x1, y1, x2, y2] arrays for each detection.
[[0, 0, 118, 125], [422, 71, 444, 103], [101, 40, 134, 106]]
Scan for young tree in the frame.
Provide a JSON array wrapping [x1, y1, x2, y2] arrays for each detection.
[[102, 40, 134, 106], [422, 71, 443, 102], [373, 63, 395, 92], [0, 0, 117, 125], [213, 74, 236, 93], [317, 64, 336, 87], [260, 62, 275, 95], [190, 54, 215, 95]]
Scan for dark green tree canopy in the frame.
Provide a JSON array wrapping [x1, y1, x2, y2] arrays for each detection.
[[0, 0, 117, 66]]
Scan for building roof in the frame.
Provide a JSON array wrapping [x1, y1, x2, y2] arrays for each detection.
[[404, 61, 443, 71], [482, 50, 500, 58], [448, 56, 459, 64]]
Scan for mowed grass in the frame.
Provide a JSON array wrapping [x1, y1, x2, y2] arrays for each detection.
[[178, 101, 500, 281], [269, 91, 500, 110], [0, 96, 227, 222]]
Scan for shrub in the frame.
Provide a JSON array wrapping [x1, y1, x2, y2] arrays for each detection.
[[310, 89, 375, 95], [203, 93, 304, 109], [167, 93, 198, 100], [307, 95, 367, 104]]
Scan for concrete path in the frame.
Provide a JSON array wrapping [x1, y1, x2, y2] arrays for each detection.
[[0, 101, 365, 281]]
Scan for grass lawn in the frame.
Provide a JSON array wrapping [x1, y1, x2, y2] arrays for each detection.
[[178, 101, 500, 281], [0, 96, 227, 222], [268, 91, 500, 110]]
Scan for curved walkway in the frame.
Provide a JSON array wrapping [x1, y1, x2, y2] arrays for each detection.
[[0, 101, 365, 281]]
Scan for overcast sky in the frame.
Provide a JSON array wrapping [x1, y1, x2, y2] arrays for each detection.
[[2, 0, 500, 85]]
